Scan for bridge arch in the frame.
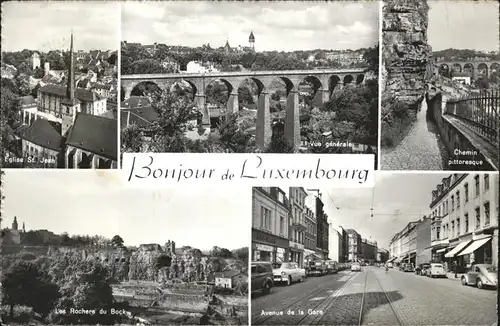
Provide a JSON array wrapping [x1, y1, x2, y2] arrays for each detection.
[[328, 75, 341, 94], [300, 75, 323, 109], [477, 63, 489, 78], [343, 74, 354, 85], [490, 62, 499, 76], [439, 64, 450, 77], [355, 74, 365, 84], [463, 63, 474, 79], [131, 81, 162, 97], [451, 63, 462, 73]]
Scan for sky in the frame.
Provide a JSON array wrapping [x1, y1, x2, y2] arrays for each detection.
[[315, 173, 452, 250], [122, 1, 379, 52], [428, 0, 499, 52], [1, 1, 119, 52], [2, 170, 249, 251]]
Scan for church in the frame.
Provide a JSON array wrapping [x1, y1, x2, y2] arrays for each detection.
[[223, 31, 255, 53], [17, 34, 118, 169], [0, 216, 25, 245]]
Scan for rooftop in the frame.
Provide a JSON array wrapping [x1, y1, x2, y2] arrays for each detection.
[[40, 84, 103, 102], [66, 112, 117, 160], [19, 119, 63, 151], [120, 106, 158, 128]]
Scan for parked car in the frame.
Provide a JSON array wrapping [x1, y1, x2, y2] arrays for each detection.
[[351, 262, 361, 272], [251, 261, 274, 294], [272, 262, 306, 285], [404, 264, 415, 273], [421, 263, 431, 276], [306, 260, 327, 276], [325, 260, 338, 274], [416, 263, 430, 276], [461, 264, 498, 289], [428, 263, 446, 278]]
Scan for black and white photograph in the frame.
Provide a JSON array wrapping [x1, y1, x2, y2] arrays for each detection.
[[0, 170, 249, 325], [381, 0, 500, 171], [120, 1, 379, 161], [251, 176, 498, 325], [1, 2, 119, 169]]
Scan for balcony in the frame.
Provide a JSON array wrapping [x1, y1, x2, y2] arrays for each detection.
[[291, 220, 306, 230]]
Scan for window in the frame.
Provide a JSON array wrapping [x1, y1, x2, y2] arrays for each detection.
[[456, 218, 460, 236], [475, 207, 480, 229], [464, 183, 469, 202], [484, 202, 490, 226], [260, 206, 271, 230], [484, 174, 489, 191], [465, 213, 469, 233], [278, 192, 284, 204], [451, 221, 455, 237], [456, 191, 460, 208], [474, 175, 480, 197], [280, 216, 284, 235], [436, 227, 440, 240], [451, 195, 455, 211]]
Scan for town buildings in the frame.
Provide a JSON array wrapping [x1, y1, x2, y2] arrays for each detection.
[[361, 238, 378, 263], [313, 191, 330, 260], [15, 33, 118, 169], [388, 216, 431, 267], [303, 204, 317, 261], [430, 174, 498, 272], [328, 224, 344, 263], [377, 248, 389, 263]]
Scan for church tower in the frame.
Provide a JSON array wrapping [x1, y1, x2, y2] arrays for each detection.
[[61, 32, 81, 137], [249, 31, 255, 52], [12, 216, 18, 231]]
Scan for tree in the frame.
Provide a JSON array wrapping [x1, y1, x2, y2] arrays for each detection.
[[121, 124, 145, 153], [363, 45, 379, 73], [110, 235, 124, 247], [2, 260, 59, 320], [231, 247, 249, 262]]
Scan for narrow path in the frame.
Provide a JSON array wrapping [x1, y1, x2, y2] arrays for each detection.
[[381, 100, 449, 170]]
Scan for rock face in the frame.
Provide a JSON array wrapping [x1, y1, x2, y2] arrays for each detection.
[[128, 244, 165, 281], [382, 0, 432, 106]]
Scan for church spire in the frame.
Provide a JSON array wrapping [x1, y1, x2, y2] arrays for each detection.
[[66, 31, 75, 101]]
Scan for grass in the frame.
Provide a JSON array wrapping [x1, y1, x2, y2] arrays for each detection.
[[381, 97, 418, 148]]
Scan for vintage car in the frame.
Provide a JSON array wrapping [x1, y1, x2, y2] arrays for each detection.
[[403, 263, 415, 273], [461, 264, 498, 289], [428, 263, 446, 278], [272, 262, 306, 285], [251, 261, 274, 294], [416, 263, 431, 276], [325, 260, 338, 274], [306, 260, 327, 276], [351, 262, 362, 272]]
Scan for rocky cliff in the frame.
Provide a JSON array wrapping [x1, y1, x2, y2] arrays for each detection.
[[382, 0, 432, 107]]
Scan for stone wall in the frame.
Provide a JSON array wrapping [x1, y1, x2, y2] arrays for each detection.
[[383, 0, 432, 106]]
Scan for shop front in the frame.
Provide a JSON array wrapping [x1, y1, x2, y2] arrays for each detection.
[[456, 234, 493, 267], [289, 241, 305, 268], [444, 238, 472, 273], [252, 228, 289, 263]]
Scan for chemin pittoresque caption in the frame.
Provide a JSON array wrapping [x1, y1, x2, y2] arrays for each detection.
[[122, 153, 375, 187]]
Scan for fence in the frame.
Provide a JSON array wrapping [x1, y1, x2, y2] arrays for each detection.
[[445, 89, 499, 145]]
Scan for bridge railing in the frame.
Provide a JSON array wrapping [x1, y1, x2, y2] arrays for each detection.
[[445, 89, 499, 146]]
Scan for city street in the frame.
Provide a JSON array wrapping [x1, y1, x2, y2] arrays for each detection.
[[251, 267, 497, 325]]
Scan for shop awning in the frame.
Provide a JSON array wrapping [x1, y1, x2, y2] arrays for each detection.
[[457, 237, 491, 257], [436, 248, 447, 253], [394, 256, 403, 263], [445, 240, 471, 258], [305, 253, 322, 261]]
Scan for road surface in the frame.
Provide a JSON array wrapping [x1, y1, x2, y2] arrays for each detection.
[[251, 267, 497, 325]]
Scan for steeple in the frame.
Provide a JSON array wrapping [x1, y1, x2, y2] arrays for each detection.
[[67, 31, 75, 101], [22, 222, 25, 233], [12, 216, 18, 231], [249, 31, 255, 42]]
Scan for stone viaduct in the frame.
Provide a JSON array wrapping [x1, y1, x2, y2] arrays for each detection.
[[435, 59, 499, 81], [121, 68, 366, 149]]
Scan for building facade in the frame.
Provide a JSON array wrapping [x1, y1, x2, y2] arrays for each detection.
[[303, 205, 317, 261], [361, 238, 378, 263], [289, 187, 307, 267], [328, 224, 343, 262], [430, 174, 499, 272], [346, 229, 362, 262], [252, 187, 290, 263], [415, 216, 432, 265], [314, 193, 329, 259], [377, 248, 389, 263]]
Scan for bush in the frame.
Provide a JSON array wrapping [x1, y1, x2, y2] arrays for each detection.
[[380, 98, 417, 148]]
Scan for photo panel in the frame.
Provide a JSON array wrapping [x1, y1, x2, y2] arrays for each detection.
[[381, 0, 500, 171], [120, 1, 379, 168], [1, 2, 119, 169], [0, 170, 250, 325], [251, 174, 498, 325]]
